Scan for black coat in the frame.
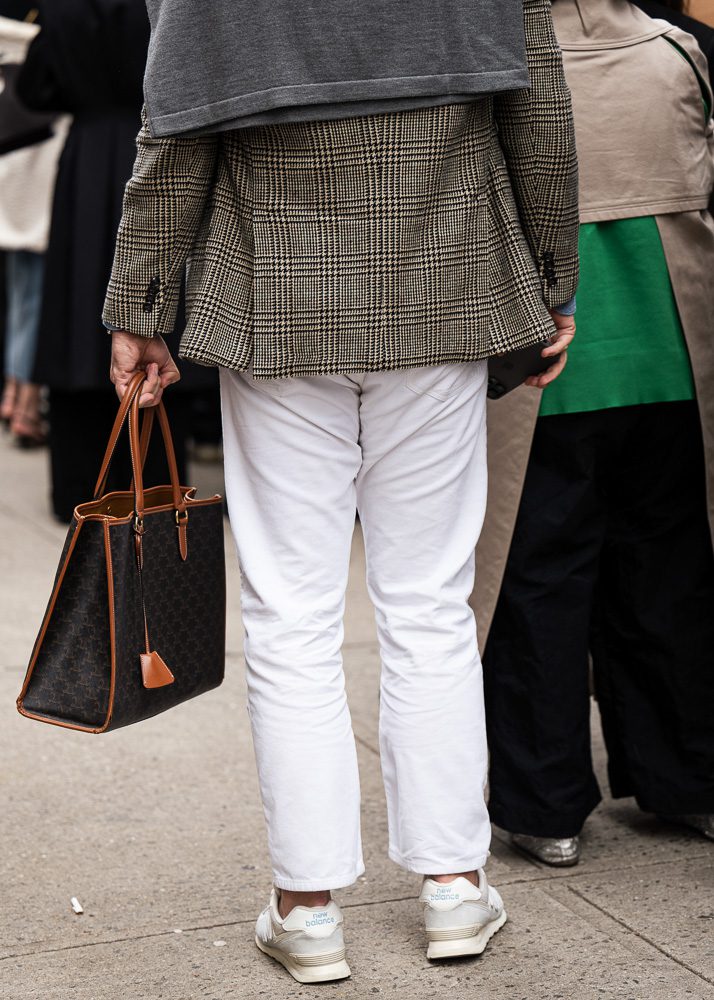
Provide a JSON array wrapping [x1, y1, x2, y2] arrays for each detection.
[[18, 0, 213, 390], [632, 1, 714, 91], [0, 2, 39, 18]]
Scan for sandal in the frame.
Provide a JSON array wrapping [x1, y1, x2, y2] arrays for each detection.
[[11, 413, 47, 448], [10, 382, 48, 448]]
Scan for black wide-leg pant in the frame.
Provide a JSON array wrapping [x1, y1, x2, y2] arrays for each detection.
[[483, 400, 714, 838]]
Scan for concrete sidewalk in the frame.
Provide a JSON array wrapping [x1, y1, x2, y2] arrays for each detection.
[[1, 432, 712, 1000]]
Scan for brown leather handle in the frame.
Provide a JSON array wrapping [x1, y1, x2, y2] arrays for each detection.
[[93, 375, 183, 519], [132, 402, 178, 485], [93, 374, 146, 500], [128, 390, 183, 519], [128, 406, 156, 493], [137, 406, 155, 472]]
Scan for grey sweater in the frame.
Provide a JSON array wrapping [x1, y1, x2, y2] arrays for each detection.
[[143, 0, 530, 137]]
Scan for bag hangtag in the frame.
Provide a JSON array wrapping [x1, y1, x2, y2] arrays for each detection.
[[140, 651, 175, 689]]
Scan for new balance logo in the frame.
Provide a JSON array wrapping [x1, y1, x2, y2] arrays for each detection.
[[305, 913, 336, 928], [429, 889, 461, 903]]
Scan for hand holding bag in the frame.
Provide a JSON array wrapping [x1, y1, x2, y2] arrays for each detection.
[[17, 374, 226, 733]]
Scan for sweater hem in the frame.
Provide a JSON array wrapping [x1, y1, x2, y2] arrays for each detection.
[[580, 194, 710, 223], [538, 387, 697, 419], [147, 69, 531, 137]]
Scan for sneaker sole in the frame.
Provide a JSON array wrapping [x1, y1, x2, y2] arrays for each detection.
[[255, 936, 352, 983], [426, 909, 508, 960]]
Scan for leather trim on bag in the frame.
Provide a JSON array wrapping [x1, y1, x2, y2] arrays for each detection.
[[17, 371, 226, 734], [101, 518, 117, 732], [17, 518, 85, 712], [16, 517, 114, 734]]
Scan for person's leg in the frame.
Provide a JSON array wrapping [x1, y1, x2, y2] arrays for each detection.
[[592, 400, 714, 816], [355, 361, 491, 877], [219, 368, 364, 896], [5, 251, 44, 384], [2, 253, 19, 422], [483, 410, 607, 839], [6, 252, 45, 443]]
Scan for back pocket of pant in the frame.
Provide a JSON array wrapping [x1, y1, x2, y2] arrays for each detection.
[[405, 362, 482, 401]]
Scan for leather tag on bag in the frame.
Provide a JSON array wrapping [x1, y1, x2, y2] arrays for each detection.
[[140, 651, 175, 689]]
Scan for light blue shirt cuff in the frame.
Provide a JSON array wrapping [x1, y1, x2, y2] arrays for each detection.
[[552, 295, 576, 316]]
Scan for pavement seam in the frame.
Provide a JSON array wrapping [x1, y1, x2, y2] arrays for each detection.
[[0, 895, 422, 963], [489, 848, 713, 883], [0, 920, 260, 962], [488, 853, 714, 893], [560, 882, 714, 988], [3, 875, 712, 982]]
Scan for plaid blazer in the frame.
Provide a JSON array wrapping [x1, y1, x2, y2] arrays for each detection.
[[103, 0, 579, 378]]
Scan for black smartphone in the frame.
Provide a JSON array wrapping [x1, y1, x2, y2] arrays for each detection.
[[487, 340, 552, 400]]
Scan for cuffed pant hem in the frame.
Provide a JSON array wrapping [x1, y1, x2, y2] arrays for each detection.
[[388, 849, 491, 875], [272, 863, 365, 893]]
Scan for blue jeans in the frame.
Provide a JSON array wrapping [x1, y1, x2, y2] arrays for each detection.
[[4, 251, 44, 382]]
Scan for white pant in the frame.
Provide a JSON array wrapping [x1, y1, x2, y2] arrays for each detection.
[[219, 361, 491, 891]]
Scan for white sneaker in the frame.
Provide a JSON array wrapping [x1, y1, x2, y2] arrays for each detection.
[[254, 888, 351, 983], [420, 870, 507, 960]]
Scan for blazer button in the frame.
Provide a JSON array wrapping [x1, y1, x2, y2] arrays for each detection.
[[143, 276, 160, 313], [542, 252, 557, 288]]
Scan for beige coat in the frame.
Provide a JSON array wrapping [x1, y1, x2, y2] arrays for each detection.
[[471, 0, 714, 649]]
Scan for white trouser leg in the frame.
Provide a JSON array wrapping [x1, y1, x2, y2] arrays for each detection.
[[219, 368, 364, 891], [220, 361, 491, 888], [356, 361, 491, 873]]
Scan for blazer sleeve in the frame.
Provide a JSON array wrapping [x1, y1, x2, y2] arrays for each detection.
[[102, 107, 219, 338], [494, 0, 580, 308]]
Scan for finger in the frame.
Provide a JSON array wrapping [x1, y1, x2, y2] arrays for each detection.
[[133, 365, 156, 406], [159, 365, 181, 389], [526, 352, 568, 388], [548, 329, 575, 347], [138, 388, 162, 408], [111, 368, 132, 400], [542, 332, 575, 358], [530, 351, 569, 388], [137, 363, 161, 408]]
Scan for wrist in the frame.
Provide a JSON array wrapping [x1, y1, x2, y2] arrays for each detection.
[[110, 328, 158, 342], [550, 295, 577, 317]]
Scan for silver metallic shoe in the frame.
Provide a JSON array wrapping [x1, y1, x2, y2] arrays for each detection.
[[511, 833, 581, 867], [660, 814, 714, 841]]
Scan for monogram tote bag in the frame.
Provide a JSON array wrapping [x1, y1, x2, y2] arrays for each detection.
[[17, 373, 226, 733]]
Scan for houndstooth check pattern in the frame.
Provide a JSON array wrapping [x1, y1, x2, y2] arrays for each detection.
[[103, 0, 579, 379]]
